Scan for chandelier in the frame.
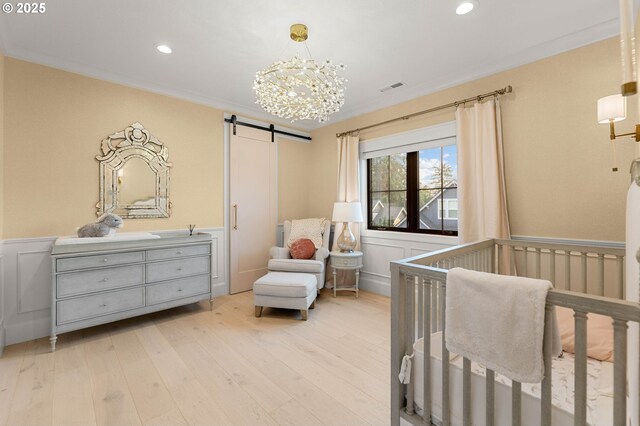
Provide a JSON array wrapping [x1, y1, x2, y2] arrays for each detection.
[[253, 24, 347, 123]]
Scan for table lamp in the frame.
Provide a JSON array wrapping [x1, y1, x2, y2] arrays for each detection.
[[332, 202, 364, 252]]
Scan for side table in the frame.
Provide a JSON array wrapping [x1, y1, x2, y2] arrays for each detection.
[[330, 251, 363, 298]]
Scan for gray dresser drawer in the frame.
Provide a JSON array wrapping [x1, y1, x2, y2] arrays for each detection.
[[57, 265, 144, 298], [147, 243, 210, 261], [146, 275, 210, 305], [57, 287, 145, 325], [57, 251, 145, 272], [146, 256, 210, 283]]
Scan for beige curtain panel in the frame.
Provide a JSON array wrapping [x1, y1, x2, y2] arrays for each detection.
[[456, 99, 511, 244], [331, 133, 361, 286]]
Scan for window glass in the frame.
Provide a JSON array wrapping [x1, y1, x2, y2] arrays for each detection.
[[367, 143, 457, 235]]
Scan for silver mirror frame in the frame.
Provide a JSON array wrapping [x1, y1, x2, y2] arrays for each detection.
[[96, 122, 172, 218]]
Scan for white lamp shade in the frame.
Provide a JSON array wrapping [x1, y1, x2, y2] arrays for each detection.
[[597, 94, 627, 123], [332, 202, 364, 223]]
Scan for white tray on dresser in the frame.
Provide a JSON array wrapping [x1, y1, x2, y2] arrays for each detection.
[[50, 232, 214, 351]]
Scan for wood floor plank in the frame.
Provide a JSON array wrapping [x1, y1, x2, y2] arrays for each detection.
[[83, 329, 142, 426], [6, 338, 55, 426], [0, 343, 28, 426], [133, 321, 233, 425], [268, 399, 324, 426], [108, 320, 180, 424], [52, 331, 97, 426]]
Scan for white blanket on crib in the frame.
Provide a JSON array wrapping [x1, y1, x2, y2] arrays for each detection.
[[445, 268, 561, 383]]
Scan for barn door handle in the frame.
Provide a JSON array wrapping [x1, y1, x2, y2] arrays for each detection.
[[233, 204, 238, 230]]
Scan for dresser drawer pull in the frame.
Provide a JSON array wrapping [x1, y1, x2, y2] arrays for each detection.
[[177, 288, 183, 292], [101, 278, 109, 282], [177, 250, 183, 255], [99, 303, 107, 308], [177, 267, 183, 271], [103, 258, 109, 262]]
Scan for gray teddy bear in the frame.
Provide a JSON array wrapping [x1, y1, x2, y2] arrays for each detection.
[[77, 213, 124, 237]]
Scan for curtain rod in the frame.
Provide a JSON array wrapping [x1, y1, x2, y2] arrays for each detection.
[[225, 115, 312, 141], [336, 85, 513, 138]]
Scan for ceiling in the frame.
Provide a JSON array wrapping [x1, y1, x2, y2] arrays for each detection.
[[0, 0, 631, 130]]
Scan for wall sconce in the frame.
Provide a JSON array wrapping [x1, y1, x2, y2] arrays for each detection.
[[597, 94, 640, 171]]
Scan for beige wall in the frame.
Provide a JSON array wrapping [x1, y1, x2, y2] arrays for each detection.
[[3, 58, 224, 238], [277, 137, 314, 222], [309, 37, 635, 242], [0, 50, 4, 240]]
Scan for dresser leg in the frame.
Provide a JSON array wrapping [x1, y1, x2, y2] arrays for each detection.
[[255, 306, 263, 318], [209, 298, 214, 311], [50, 335, 57, 352], [301, 310, 308, 321]]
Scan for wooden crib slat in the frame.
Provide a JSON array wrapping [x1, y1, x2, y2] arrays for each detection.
[[574, 310, 588, 425], [565, 251, 571, 291], [512, 381, 521, 426], [541, 305, 553, 426], [581, 252, 588, 293], [441, 284, 450, 426], [522, 247, 528, 277], [417, 280, 424, 339], [463, 357, 471, 426], [406, 274, 415, 415], [616, 255, 624, 299], [432, 281, 438, 333], [535, 248, 541, 279], [597, 254, 605, 296], [497, 244, 503, 274], [423, 279, 432, 423], [613, 319, 628, 426], [486, 369, 495, 426], [549, 249, 556, 285]]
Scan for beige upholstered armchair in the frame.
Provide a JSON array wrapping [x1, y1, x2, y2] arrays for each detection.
[[268, 220, 331, 290]]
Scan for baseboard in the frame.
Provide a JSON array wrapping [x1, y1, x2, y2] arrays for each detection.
[[212, 281, 227, 297], [5, 317, 50, 346], [359, 274, 390, 297]]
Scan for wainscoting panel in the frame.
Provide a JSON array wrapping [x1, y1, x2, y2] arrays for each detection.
[[2, 237, 55, 347], [359, 231, 459, 297], [0, 228, 226, 349], [17, 250, 52, 314]]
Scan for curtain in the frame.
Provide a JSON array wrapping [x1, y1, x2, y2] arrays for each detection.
[[456, 99, 511, 244], [330, 133, 360, 286]]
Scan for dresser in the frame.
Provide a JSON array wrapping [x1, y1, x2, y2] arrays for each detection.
[[50, 233, 213, 351]]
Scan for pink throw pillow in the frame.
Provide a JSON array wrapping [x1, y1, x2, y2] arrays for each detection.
[[555, 306, 614, 362], [290, 239, 316, 260]]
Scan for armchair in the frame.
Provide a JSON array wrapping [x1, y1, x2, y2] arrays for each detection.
[[268, 220, 331, 290]]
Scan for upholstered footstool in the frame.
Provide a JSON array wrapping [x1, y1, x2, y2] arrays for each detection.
[[253, 272, 317, 320]]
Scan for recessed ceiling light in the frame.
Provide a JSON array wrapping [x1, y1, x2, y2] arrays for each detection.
[[456, 0, 477, 15], [156, 44, 172, 54]]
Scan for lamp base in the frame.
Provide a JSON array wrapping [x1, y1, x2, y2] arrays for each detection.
[[336, 223, 356, 253]]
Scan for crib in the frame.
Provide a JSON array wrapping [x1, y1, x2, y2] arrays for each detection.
[[390, 238, 639, 426]]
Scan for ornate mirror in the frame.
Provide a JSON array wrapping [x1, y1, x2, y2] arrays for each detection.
[[96, 122, 172, 218]]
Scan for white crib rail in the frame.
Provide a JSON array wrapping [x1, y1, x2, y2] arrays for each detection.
[[391, 238, 637, 426]]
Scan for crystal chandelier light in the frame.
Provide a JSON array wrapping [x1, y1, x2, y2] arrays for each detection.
[[253, 24, 347, 123]]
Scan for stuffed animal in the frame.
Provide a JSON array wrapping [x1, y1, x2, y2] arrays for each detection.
[[77, 213, 124, 237]]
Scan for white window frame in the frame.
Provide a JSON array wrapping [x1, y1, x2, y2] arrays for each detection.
[[359, 121, 459, 244]]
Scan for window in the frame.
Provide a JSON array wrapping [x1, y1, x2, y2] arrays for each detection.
[[367, 144, 458, 235]]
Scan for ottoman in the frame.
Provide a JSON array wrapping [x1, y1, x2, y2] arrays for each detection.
[[253, 272, 317, 320]]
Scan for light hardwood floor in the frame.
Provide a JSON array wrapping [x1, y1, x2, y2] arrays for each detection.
[[0, 289, 391, 426]]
